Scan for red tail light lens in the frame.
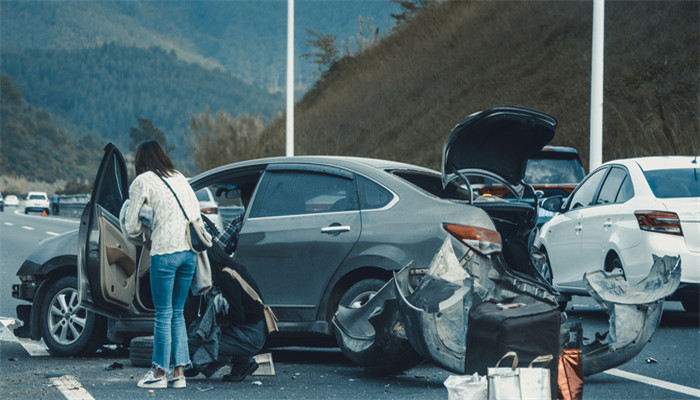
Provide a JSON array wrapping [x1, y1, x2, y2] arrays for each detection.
[[634, 211, 682, 236], [443, 223, 502, 255], [200, 207, 219, 215]]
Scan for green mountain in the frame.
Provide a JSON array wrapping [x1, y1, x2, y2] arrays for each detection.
[[1, 44, 284, 164], [0, 0, 400, 92], [0, 75, 103, 182], [262, 1, 699, 170]]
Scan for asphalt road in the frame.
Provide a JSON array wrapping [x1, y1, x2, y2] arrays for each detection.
[[1, 209, 698, 399]]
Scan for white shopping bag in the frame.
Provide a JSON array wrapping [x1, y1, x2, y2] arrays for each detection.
[[487, 352, 553, 400], [444, 373, 488, 400]]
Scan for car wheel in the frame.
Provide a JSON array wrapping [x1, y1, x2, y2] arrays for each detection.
[[539, 249, 567, 311], [605, 254, 626, 279], [39, 276, 106, 356], [681, 296, 699, 313], [334, 278, 422, 375], [129, 336, 154, 367]]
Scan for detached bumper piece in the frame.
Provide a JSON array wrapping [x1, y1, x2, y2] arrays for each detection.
[[334, 238, 680, 378]]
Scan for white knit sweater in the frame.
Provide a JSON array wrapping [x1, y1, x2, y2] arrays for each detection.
[[124, 170, 200, 255]]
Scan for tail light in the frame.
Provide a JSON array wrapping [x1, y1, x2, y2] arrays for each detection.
[[443, 223, 502, 255], [200, 207, 218, 215], [634, 211, 682, 236]]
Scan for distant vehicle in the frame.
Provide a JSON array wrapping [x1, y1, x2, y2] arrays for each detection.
[[0, 192, 4, 212], [476, 145, 585, 226], [535, 155, 700, 312], [5, 195, 20, 207], [24, 192, 50, 214]]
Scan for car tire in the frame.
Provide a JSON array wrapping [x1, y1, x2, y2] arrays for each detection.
[[681, 296, 699, 313], [605, 254, 626, 279], [39, 276, 106, 356], [129, 336, 154, 367], [334, 278, 422, 375]]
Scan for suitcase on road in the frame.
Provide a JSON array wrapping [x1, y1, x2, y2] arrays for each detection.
[[465, 295, 561, 399]]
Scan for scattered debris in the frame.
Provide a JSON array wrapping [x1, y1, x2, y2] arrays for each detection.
[[147, 389, 155, 396], [414, 375, 426, 379], [8, 357, 16, 362], [196, 386, 214, 392], [251, 381, 262, 386], [646, 357, 658, 364], [105, 362, 123, 371]]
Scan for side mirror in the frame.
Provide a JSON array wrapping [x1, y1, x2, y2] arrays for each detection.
[[541, 196, 564, 212]]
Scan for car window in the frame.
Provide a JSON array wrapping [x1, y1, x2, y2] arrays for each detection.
[[95, 156, 125, 216], [568, 168, 607, 210], [195, 189, 212, 202], [615, 175, 634, 203], [390, 170, 469, 201], [357, 175, 394, 209], [525, 157, 585, 184], [596, 167, 627, 205], [644, 168, 700, 198], [256, 171, 358, 217]]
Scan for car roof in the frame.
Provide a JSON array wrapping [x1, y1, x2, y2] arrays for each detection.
[[193, 155, 438, 180], [605, 156, 698, 171]]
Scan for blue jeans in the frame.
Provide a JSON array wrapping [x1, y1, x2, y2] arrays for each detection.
[[150, 250, 196, 371]]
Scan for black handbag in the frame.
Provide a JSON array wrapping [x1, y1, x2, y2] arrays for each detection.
[[158, 175, 212, 253]]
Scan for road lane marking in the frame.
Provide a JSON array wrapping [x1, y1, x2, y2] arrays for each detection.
[[46, 231, 59, 236], [14, 208, 80, 223], [4, 222, 15, 226], [50, 375, 95, 400], [604, 368, 700, 398], [0, 317, 50, 356], [22, 225, 35, 230]]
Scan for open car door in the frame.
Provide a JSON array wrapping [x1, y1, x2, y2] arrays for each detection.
[[78, 143, 138, 318]]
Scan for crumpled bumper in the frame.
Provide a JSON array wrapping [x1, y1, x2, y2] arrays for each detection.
[[334, 238, 681, 376]]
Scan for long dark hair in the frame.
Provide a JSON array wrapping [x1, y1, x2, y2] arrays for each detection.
[[134, 141, 175, 177]]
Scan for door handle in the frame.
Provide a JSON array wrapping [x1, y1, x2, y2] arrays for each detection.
[[321, 225, 351, 234]]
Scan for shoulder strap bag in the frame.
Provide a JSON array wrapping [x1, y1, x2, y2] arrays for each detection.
[[157, 175, 212, 253], [222, 267, 279, 333]]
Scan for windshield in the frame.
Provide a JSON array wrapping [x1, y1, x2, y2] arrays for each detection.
[[524, 158, 585, 184], [644, 168, 700, 198]]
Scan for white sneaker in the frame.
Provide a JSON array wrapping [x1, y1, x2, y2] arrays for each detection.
[[137, 370, 167, 389], [168, 375, 186, 389]]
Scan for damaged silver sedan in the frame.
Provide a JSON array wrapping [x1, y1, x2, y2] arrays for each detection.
[[333, 107, 682, 378]]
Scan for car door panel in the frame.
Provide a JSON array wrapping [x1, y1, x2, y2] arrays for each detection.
[[235, 166, 361, 322], [545, 210, 583, 287], [78, 143, 131, 318], [97, 209, 137, 309]]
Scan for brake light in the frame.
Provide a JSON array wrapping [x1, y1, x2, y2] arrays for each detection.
[[634, 211, 682, 236], [200, 207, 218, 215], [443, 223, 502, 255]]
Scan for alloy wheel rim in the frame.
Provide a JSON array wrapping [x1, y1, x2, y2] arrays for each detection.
[[347, 290, 376, 309], [48, 288, 87, 346]]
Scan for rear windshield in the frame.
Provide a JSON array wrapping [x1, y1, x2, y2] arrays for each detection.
[[644, 168, 700, 198], [524, 158, 585, 184], [390, 170, 470, 200], [29, 194, 46, 200]]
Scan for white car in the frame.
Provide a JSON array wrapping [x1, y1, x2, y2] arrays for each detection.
[[535, 156, 699, 312], [24, 191, 50, 214], [5, 195, 20, 207]]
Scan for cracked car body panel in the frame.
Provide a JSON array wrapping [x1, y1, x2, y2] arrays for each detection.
[[581, 255, 680, 376]]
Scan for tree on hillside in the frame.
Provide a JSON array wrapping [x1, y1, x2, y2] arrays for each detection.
[[190, 110, 265, 173], [302, 29, 340, 73], [390, 0, 433, 25], [129, 117, 174, 152]]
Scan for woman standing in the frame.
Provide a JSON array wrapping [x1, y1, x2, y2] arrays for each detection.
[[125, 141, 199, 389]]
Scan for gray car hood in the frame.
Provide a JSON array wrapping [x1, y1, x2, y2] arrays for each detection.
[[442, 106, 557, 188]]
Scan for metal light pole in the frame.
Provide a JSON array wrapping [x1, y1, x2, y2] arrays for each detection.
[[589, 0, 604, 171], [286, 0, 295, 157]]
